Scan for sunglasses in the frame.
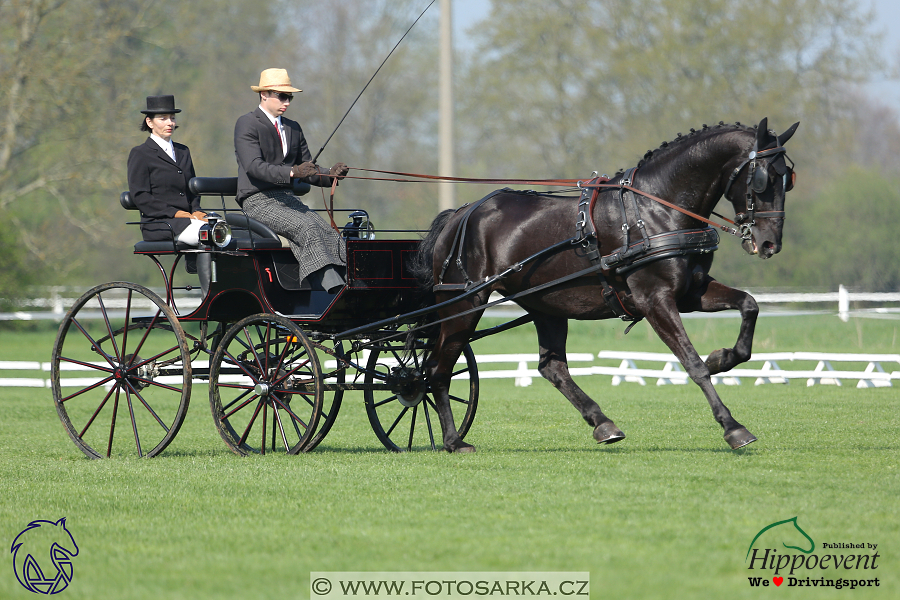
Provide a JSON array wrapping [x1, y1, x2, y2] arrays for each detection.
[[268, 92, 293, 102]]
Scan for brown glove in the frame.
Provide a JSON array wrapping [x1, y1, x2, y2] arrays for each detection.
[[292, 162, 318, 178], [329, 162, 349, 179]]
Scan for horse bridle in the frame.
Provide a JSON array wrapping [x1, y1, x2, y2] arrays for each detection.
[[723, 144, 796, 240]]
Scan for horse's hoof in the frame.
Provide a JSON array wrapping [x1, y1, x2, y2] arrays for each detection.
[[724, 427, 757, 449], [446, 442, 476, 453], [705, 348, 732, 374], [593, 422, 626, 445]]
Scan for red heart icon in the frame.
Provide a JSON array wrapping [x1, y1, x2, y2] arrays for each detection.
[[773, 577, 783, 586]]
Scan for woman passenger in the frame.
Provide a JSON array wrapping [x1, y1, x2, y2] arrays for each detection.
[[127, 95, 206, 244]]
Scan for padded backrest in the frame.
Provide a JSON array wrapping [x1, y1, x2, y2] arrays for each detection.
[[189, 176, 311, 197], [120, 177, 311, 211], [189, 177, 237, 196]]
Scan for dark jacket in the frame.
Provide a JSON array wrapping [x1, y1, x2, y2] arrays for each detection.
[[126, 138, 200, 242], [234, 107, 334, 205]]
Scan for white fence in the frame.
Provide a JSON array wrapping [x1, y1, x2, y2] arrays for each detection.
[[4, 351, 899, 390], [3, 285, 900, 321], [594, 351, 900, 388]]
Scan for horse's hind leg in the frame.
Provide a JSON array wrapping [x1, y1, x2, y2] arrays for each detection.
[[679, 278, 759, 375], [532, 314, 625, 444], [636, 293, 757, 449]]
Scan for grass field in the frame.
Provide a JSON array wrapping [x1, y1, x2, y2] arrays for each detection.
[[1, 314, 898, 599]]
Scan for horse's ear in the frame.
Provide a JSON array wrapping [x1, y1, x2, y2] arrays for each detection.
[[756, 117, 769, 147], [778, 122, 800, 146]]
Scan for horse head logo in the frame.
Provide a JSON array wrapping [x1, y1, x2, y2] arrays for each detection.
[[10, 518, 79, 594], [746, 516, 815, 561]]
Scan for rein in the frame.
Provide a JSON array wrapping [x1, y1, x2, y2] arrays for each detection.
[[582, 179, 742, 237], [347, 147, 793, 240], [346, 168, 746, 237], [347, 167, 580, 188]]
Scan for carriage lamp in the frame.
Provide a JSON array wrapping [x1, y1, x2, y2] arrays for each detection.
[[342, 210, 375, 240], [199, 212, 233, 248]]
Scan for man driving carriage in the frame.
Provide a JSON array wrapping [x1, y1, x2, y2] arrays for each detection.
[[234, 68, 351, 293]]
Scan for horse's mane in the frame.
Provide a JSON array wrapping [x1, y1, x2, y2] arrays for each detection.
[[615, 121, 756, 176]]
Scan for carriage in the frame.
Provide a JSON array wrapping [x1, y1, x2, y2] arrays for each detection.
[[50, 177, 481, 457], [51, 118, 800, 458]]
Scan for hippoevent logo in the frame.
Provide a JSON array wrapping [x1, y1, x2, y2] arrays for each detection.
[[745, 517, 880, 590], [10, 518, 79, 594]]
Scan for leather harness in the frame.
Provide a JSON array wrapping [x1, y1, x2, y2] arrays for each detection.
[[433, 171, 720, 329], [430, 138, 793, 330]]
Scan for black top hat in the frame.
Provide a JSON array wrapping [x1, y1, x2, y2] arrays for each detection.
[[141, 95, 182, 115]]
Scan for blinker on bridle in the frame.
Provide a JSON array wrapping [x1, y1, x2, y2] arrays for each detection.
[[723, 143, 795, 240]]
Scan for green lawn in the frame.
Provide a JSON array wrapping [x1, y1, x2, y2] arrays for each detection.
[[1, 315, 898, 599]]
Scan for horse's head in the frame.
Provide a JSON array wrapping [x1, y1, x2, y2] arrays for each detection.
[[725, 117, 799, 259]]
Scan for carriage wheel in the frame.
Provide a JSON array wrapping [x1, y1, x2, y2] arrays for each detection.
[[50, 282, 191, 458], [364, 339, 478, 452], [209, 314, 323, 455], [302, 340, 345, 452]]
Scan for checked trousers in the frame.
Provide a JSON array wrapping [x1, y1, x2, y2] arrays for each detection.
[[243, 190, 346, 283]]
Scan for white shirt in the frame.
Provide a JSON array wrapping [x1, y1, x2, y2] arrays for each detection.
[[259, 104, 287, 157], [150, 133, 176, 162]]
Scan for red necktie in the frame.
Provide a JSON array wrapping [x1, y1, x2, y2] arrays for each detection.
[[274, 120, 285, 155]]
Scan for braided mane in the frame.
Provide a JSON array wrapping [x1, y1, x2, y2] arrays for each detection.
[[615, 121, 756, 176]]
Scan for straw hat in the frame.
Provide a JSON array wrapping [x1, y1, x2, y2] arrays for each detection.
[[251, 68, 302, 93]]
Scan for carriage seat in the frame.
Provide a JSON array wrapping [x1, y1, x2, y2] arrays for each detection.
[[119, 191, 195, 253], [121, 176, 310, 252]]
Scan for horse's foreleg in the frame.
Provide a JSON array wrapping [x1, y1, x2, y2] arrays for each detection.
[[425, 309, 481, 453], [532, 315, 625, 444], [680, 279, 759, 375], [639, 296, 757, 449]]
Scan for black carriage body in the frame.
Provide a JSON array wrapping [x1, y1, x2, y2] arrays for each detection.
[[122, 176, 430, 333], [172, 239, 428, 332], [52, 178, 474, 459]]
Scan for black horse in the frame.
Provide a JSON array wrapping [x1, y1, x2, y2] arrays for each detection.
[[413, 117, 799, 452]]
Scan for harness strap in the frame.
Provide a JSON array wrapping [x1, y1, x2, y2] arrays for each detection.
[[439, 189, 510, 286], [576, 174, 641, 325], [584, 181, 741, 236], [326, 177, 339, 232], [602, 227, 719, 275]]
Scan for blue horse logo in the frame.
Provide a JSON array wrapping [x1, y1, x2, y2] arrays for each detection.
[[10, 518, 79, 594]]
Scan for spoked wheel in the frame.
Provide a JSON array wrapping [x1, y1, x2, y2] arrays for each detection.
[[364, 339, 478, 452], [209, 314, 323, 455], [50, 282, 192, 458], [302, 340, 345, 452]]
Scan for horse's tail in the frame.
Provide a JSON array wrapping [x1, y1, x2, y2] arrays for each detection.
[[409, 208, 456, 289], [404, 209, 457, 352]]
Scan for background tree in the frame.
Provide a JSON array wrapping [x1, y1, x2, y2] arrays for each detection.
[[273, 0, 441, 230], [458, 0, 898, 291], [460, 0, 880, 173], [0, 0, 281, 290], [0, 0, 897, 298]]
